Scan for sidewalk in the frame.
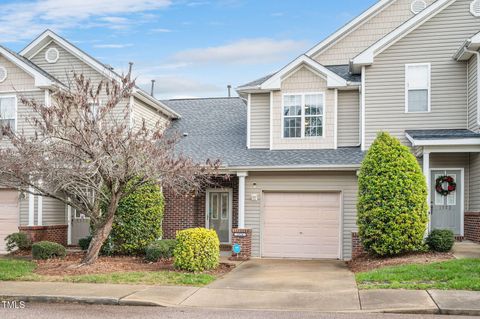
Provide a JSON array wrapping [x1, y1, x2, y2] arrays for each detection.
[[1, 281, 480, 315]]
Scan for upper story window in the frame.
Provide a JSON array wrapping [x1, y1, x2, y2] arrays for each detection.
[[405, 63, 431, 113], [283, 93, 324, 138], [0, 96, 17, 133]]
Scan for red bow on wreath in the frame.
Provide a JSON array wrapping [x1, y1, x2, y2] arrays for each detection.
[[435, 175, 456, 196]]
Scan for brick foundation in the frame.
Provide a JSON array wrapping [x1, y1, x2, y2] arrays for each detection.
[[19, 225, 68, 246], [163, 175, 238, 239], [230, 228, 252, 260], [351, 231, 365, 258], [465, 212, 480, 243]]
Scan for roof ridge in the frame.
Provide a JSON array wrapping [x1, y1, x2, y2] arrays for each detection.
[[166, 97, 241, 101]]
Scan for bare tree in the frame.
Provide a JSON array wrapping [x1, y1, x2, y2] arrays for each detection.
[[0, 71, 218, 265]]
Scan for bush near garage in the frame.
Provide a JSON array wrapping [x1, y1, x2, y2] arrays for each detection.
[[102, 180, 164, 255], [5, 232, 32, 252], [357, 132, 428, 257], [145, 239, 177, 262], [426, 229, 455, 252], [32, 241, 66, 260], [174, 228, 220, 272]]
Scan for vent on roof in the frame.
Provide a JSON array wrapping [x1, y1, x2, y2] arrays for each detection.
[[411, 0, 427, 14], [0, 66, 7, 83], [471, 0, 480, 16], [45, 47, 59, 64]]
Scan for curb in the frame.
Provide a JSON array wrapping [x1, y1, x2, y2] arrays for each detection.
[[1, 295, 119, 305]]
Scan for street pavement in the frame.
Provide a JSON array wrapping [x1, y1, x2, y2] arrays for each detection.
[[1, 303, 479, 319]]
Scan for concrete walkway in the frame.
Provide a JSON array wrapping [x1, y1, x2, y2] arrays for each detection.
[[453, 241, 480, 259]]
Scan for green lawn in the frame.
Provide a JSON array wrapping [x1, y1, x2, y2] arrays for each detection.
[[356, 258, 480, 290], [0, 259, 215, 286]]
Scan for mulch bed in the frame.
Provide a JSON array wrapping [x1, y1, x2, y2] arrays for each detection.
[[20, 251, 234, 277], [348, 251, 455, 273]]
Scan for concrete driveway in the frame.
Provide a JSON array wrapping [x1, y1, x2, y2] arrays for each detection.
[[182, 259, 360, 311]]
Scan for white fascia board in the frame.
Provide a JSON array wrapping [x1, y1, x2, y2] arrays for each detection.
[[261, 55, 347, 90], [352, 0, 454, 66], [406, 136, 480, 147], [305, 0, 394, 57], [0, 47, 53, 88], [133, 89, 180, 119], [220, 164, 361, 172]]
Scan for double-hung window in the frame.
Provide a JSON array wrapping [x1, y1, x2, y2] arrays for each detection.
[[0, 96, 16, 133], [283, 93, 324, 138], [406, 63, 431, 113]]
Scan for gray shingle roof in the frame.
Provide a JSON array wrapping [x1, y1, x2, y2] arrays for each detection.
[[406, 129, 480, 140], [163, 98, 364, 169], [238, 64, 360, 89]]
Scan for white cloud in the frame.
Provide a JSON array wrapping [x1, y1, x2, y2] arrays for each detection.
[[172, 38, 307, 65], [93, 43, 133, 49], [151, 28, 173, 33], [0, 0, 171, 42]]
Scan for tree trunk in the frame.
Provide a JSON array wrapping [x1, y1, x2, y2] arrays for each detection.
[[81, 193, 121, 265]]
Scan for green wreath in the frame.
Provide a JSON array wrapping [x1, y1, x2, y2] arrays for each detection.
[[435, 175, 456, 196]]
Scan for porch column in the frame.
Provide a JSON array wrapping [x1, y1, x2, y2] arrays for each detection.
[[28, 188, 35, 226], [423, 150, 431, 233], [237, 172, 248, 228]]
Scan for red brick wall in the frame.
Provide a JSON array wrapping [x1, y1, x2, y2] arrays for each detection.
[[465, 212, 480, 243], [231, 228, 252, 260], [351, 231, 365, 258], [163, 175, 239, 239], [19, 225, 68, 246]]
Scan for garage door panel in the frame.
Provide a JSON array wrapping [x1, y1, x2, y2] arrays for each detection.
[[0, 190, 19, 253], [262, 192, 340, 259]]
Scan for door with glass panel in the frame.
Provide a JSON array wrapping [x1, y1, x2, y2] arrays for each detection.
[[430, 169, 462, 235], [207, 190, 232, 243]]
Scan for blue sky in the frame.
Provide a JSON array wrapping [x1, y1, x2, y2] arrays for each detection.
[[2, 0, 376, 99]]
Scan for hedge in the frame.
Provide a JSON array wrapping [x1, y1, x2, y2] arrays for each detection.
[[174, 228, 219, 272], [5, 232, 31, 252], [426, 229, 455, 252], [145, 239, 177, 262], [32, 241, 66, 260]]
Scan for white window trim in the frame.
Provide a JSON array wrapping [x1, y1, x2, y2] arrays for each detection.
[[281, 92, 326, 139], [0, 66, 7, 83], [45, 47, 59, 64], [405, 63, 431, 113], [0, 94, 18, 131]]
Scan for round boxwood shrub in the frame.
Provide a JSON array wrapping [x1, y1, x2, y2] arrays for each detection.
[[426, 229, 455, 252], [5, 232, 32, 252], [78, 236, 92, 251], [145, 239, 177, 262], [174, 228, 220, 272], [106, 180, 164, 255], [32, 241, 66, 260], [357, 132, 428, 256]]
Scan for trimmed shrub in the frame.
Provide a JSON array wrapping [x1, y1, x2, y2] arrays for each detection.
[[106, 180, 164, 255], [78, 236, 92, 251], [426, 229, 455, 252], [32, 241, 66, 260], [5, 232, 31, 252], [357, 132, 428, 256], [174, 228, 220, 272], [145, 239, 177, 262]]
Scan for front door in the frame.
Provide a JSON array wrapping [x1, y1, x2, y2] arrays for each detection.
[[431, 169, 462, 235], [206, 190, 231, 243], [70, 208, 90, 245]]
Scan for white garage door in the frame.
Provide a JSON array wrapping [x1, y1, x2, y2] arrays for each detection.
[[262, 192, 340, 259], [0, 190, 19, 254]]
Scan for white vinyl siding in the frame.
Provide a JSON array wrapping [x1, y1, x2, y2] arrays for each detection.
[[249, 93, 270, 149], [405, 63, 431, 113], [0, 55, 36, 91], [364, 0, 480, 147], [337, 90, 360, 146], [245, 171, 358, 259], [133, 98, 169, 131]]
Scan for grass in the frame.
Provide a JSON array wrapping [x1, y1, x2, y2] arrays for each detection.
[[0, 258, 215, 286], [356, 258, 480, 290]]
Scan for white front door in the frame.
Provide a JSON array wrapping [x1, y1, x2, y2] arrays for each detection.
[[206, 190, 232, 244]]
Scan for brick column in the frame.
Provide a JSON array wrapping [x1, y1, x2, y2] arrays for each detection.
[[465, 212, 480, 243], [351, 231, 365, 258], [230, 228, 252, 261]]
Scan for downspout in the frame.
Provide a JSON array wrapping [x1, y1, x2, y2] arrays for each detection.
[[464, 48, 480, 126]]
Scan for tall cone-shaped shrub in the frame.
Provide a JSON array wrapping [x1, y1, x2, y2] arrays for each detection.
[[357, 132, 428, 256]]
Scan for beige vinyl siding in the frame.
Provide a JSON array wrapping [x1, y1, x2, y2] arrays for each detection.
[[245, 171, 358, 259], [249, 93, 270, 149], [468, 54, 479, 132], [430, 153, 469, 210], [364, 0, 479, 148], [133, 98, 169, 131], [337, 90, 360, 147], [0, 55, 36, 91], [19, 195, 66, 226], [271, 66, 335, 150], [19, 197, 29, 226], [469, 153, 480, 212], [313, 0, 436, 66]]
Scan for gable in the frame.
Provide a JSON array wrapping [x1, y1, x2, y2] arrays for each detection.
[[0, 54, 35, 91], [281, 66, 328, 91], [311, 0, 436, 65]]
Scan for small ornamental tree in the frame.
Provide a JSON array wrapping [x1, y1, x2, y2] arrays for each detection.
[[357, 132, 428, 256], [0, 70, 218, 265]]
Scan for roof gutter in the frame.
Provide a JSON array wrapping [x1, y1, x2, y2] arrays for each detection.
[[219, 164, 361, 172]]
